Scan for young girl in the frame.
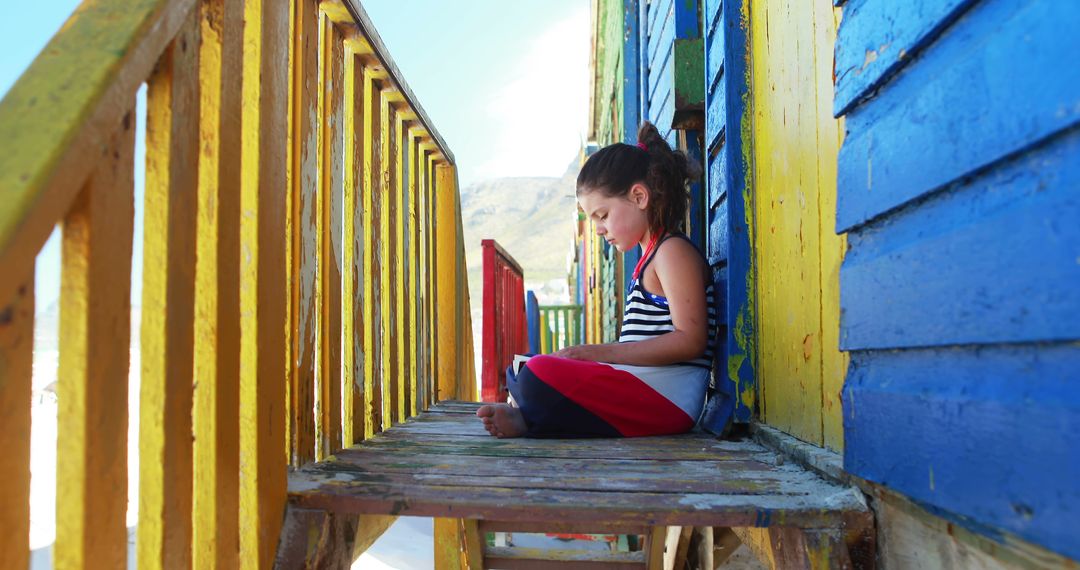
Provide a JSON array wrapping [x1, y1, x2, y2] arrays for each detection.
[[476, 122, 715, 438]]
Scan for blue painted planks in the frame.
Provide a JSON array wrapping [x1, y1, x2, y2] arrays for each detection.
[[843, 343, 1080, 560], [708, 145, 727, 207], [645, 0, 673, 74], [836, 0, 1080, 233], [705, 0, 722, 37], [708, 194, 729, 266], [841, 128, 1080, 351], [706, 10, 725, 96], [833, 0, 976, 116], [646, 47, 674, 118], [706, 79, 726, 152], [622, 0, 641, 146], [650, 90, 675, 143]]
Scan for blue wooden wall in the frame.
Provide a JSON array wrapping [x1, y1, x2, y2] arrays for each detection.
[[836, 0, 1080, 559]]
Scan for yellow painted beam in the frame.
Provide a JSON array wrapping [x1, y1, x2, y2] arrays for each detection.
[[380, 93, 397, 429], [815, 2, 847, 452], [405, 126, 420, 418], [435, 164, 459, 402], [749, 0, 846, 445], [433, 518, 466, 570], [237, 0, 289, 566], [342, 48, 366, 445], [138, 14, 200, 568], [393, 111, 407, 424], [56, 111, 135, 570], [0, 272, 33, 570], [192, 0, 242, 567], [318, 13, 345, 459], [363, 68, 383, 436], [289, 0, 320, 466], [0, 0, 196, 305]]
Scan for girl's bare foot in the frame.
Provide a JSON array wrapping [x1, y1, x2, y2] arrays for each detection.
[[475, 404, 527, 438]]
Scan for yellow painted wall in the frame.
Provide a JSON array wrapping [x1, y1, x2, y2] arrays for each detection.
[[749, 0, 845, 450]]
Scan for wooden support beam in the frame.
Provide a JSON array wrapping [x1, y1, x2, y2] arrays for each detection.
[[730, 526, 861, 570], [663, 526, 693, 570], [645, 526, 667, 570], [274, 506, 396, 569], [434, 518, 467, 570], [288, 0, 320, 467], [317, 11, 345, 459]]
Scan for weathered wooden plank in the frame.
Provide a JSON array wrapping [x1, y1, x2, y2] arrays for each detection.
[[479, 520, 648, 536], [833, 0, 976, 116], [289, 0, 320, 466], [138, 13, 200, 567], [0, 0, 196, 305], [462, 519, 485, 569], [191, 2, 243, 568], [237, 0, 289, 566], [273, 506, 396, 568], [309, 464, 818, 496], [322, 448, 779, 478], [342, 46, 365, 445], [836, 0, 1080, 232], [318, 14, 345, 459], [0, 271, 33, 569], [290, 473, 865, 530], [720, 0, 756, 425], [56, 112, 135, 570], [844, 342, 1080, 560], [841, 129, 1080, 350]]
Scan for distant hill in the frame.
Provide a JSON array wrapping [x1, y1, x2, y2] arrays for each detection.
[[460, 156, 581, 308]]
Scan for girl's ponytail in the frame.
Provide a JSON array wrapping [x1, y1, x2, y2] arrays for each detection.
[[576, 121, 701, 234], [635, 122, 702, 234]]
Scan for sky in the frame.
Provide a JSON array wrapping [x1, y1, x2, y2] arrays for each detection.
[[1, 1, 591, 311]]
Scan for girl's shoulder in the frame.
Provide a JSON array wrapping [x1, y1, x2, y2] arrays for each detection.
[[646, 234, 709, 292], [652, 234, 707, 269]]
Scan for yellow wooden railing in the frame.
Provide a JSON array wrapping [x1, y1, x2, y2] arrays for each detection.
[[0, 0, 475, 568]]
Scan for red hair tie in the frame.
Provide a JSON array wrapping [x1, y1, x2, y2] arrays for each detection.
[[636, 142, 647, 151]]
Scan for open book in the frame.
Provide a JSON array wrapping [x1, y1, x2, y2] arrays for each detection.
[[512, 354, 532, 376]]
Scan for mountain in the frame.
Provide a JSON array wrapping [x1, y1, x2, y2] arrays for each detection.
[[460, 156, 581, 307]]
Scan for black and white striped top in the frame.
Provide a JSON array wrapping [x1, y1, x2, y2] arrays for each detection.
[[618, 234, 717, 369]]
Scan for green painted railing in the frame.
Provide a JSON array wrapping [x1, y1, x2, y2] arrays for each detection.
[[538, 304, 583, 354]]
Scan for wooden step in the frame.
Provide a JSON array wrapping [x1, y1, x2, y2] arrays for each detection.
[[289, 402, 868, 529], [282, 401, 875, 568]]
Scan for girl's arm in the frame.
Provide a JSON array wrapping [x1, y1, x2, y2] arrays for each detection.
[[554, 239, 709, 366]]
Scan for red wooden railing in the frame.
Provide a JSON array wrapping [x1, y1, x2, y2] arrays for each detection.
[[481, 239, 528, 402]]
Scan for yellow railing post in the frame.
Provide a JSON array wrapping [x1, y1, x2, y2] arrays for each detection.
[[237, 0, 289, 567], [139, 8, 200, 567], [192, 0, 243, 566], [56, 112, 136, 569], [0, 271, 33, 569]]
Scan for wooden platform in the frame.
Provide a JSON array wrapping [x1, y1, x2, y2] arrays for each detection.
[[287, 401, 869, 532]]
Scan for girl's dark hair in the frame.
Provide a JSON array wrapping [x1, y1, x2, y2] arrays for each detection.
[[576, 121, 702, 233]]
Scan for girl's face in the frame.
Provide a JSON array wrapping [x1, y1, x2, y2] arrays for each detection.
[[578, 184, 651, 252]]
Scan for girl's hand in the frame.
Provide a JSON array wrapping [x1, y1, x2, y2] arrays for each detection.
[[552, 345, 599, 361]]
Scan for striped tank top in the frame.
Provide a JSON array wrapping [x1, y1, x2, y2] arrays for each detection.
[[618, 233, 717, 369]]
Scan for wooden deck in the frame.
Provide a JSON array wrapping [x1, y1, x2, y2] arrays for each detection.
[[287, 401, 869, 532]]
